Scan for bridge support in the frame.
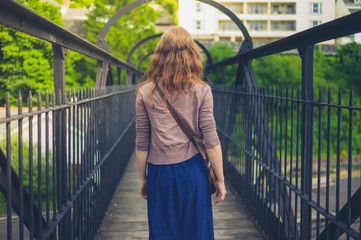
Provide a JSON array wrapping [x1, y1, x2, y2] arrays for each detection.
[[52, 44, 71, 240], [298, 44, 314, 240]]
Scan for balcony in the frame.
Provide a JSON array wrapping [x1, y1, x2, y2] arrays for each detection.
[[271, 3, 296, 14], [247, 20, 267, 31], [271, 20, 296, 31], [220, 2, 244, 14], [247, 3, 267, 14], [219, 20, 239, 31]]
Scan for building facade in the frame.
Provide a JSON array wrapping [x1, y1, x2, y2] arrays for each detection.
[[179, 0, 335, 44], [335, 0, 361, 44]]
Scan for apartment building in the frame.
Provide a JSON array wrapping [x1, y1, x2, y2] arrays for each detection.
[[179, 0, 335, 44], [335, 0, 361, 44]]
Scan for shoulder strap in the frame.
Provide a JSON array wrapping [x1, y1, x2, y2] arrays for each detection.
[[155, 85, 198, 151]]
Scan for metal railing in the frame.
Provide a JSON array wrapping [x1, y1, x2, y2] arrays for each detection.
[[0, 86, 136, 240], [210, 10, 361, 240], [0, 1, 140, 240]]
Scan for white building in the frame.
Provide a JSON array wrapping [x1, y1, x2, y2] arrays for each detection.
[[179, 0, 335, 44], [335, 0, 361, 44]]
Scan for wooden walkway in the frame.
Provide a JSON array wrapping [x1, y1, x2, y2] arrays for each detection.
[[96, 153, 264, 240]]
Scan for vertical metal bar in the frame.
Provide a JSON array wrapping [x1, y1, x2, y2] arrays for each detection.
[[37, 91, 42, 236], [52, 91, 57, 221], [326, 88, 331, 240], [317, 89, 322, 238], [295, 88, 301, 236], [76, 89, 80, 239], [53, 43, 68, 240], [63, 90, 68, 205], [68, 90, 73, 239], [117, 67, 122, 85], [289, 88, 295, 239], [68, 90, 71, 200], [284, 88, 289, 239], [18, 92, 24, 240], [73, 90, 76, 195], [80, 89, 84, 239], [264, 86, 269, 230], [45, 91, 50, 226], [347, 90, 353, 240], [57, 89, 64, 239], [279, 87, 284, 239], [72, 90, 76, 239], [299, 45, 314, 240], [6, 93, 12, 240], [275, 87, 280, 238], [52, 45, 67, 95], [29, 91, 34, 240], [221, 67, 225, 85], [271, 86, 276, 225], [335, 89, 342, 238]]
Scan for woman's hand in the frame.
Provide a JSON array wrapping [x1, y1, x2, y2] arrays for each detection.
[[214, 181, 227, 204], [139, 180, 147, 199]]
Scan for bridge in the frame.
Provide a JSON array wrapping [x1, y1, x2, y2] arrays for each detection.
[[0, 0, 361, 239]]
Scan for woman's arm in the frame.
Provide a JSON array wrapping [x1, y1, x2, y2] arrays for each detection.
[[206, 144, 227, 204], [135, 89, 150, 199], [136, 150, 148, 199]]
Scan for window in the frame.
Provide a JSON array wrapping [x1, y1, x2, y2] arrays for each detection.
[[286, 22, 295, 30], [272, 5, 280, 13], [249, 21, 266, 31], [310, 3, 322, 14], [224, 4, 242, 14], [194, 20, 204, 31], [287, 5, 295, 14], [272, 22, 279, 30], [310, 20, 321, 27], [195, 3, 202, 12], [219, 21, 238, 31], [249, 5, 266, 14], [354, 0, 361, 3]]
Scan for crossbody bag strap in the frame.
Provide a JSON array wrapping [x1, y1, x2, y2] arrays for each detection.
[[155, 85, 199, 153]]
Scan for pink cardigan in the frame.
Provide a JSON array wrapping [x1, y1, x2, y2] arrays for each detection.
[[135, 81, 220, 165]]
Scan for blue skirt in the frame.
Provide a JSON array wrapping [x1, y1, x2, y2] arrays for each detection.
[[147, 153, 214, 240]]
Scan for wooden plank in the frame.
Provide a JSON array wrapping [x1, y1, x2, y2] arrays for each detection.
[[97, 152, 264, 240]]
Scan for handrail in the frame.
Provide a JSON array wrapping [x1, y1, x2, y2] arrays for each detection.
[[0, 0, 142, 75], [210, 10, 361, 69]]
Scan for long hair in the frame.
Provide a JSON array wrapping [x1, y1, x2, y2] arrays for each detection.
[[136, 26, 204, 105]]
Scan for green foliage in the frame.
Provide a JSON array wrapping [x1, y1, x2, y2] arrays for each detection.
[[209, 43, 238, 85], [0, 0, 63, 106], [0, 136, 54, 213], [253, 54, 302, 88], [84, 0, 160, 69], [155, 0, 178, 25], [70, 0, 93, 8], [334, 42, 361, 92], [65, 51, 96, 89]]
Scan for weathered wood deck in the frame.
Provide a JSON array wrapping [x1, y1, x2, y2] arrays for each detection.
[[96, 153, 264, 240]]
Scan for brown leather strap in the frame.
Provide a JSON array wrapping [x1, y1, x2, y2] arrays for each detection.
[[155, 85, 202, 159]]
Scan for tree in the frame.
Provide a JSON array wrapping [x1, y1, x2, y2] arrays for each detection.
[[83, 0, 160, 70], [209, 43, 237, 85], [0, 0, 63, 105], [335, 42, 361, 92]]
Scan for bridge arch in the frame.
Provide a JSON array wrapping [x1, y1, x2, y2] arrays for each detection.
[[95, 0, 253, 87], [126, 34, 212, 66]]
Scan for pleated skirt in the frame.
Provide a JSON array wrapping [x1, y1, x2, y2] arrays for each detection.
[[147, 153, 214, 240]]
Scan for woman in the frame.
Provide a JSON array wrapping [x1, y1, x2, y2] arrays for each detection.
[[135, 26, 226, 240]]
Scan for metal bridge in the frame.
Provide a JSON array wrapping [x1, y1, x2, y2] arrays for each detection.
[[0, 0, 361, 239]]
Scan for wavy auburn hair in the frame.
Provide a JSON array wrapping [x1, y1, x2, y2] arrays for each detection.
[[137, 26, 204, 105]]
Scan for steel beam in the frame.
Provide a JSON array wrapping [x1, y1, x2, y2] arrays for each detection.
[[0, 0, 140, 74]]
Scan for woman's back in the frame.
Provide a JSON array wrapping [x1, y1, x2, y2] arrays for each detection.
[[136, 81, 219, 165]]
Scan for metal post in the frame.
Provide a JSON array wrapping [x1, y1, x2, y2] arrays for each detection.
[[298, 44, 314, 240], [52, 44, 69, 240]]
